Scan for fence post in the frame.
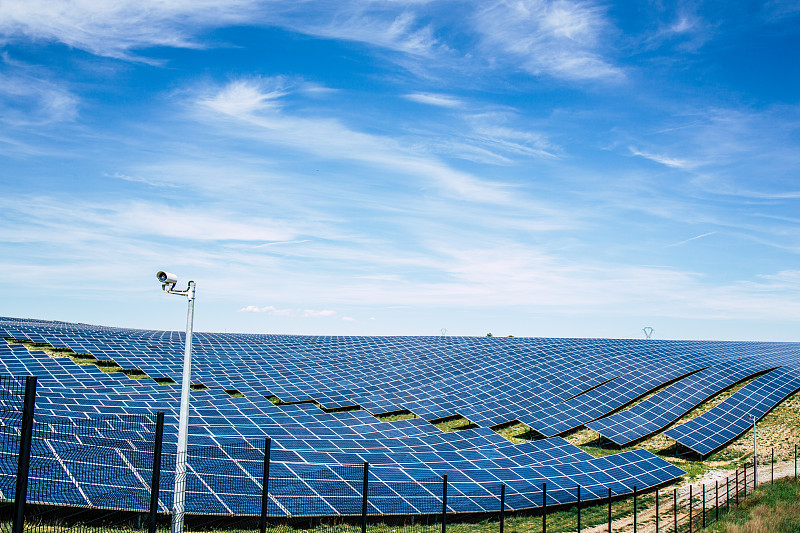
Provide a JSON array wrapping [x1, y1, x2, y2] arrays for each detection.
[[673, 488, 677, 533], [500, 484, 505, 533], [542, 482, 547, 533], [576, 484, 581, 533], [735, 469, 739, 505], [726, 477, 730, 513], [608, 487, 612, 533], [655, 490, 659, 533], [715, 480, 719, 522], [361, 462, 369, 533], [689, 484, 693, 533], [441, 474, 447, 533], [771, 448, 774, 483], [13, 375, 36, 533], [633, 486, 637, 533], [702, 484, 706, 529], [149, 411, 165, 533], [743, 464, 747, 498], [259, 437, 271, 533]]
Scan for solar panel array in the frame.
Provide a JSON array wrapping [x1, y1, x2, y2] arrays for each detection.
[[1, 316, 798, 516]]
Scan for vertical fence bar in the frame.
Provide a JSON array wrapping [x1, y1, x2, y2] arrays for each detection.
[[725, 476, 731, 513], [259, 437, 271, 533], [361, 462, 369, 533], [744, 465, 747, 497], [542, 482, 547, 533], [633, 486, 637, 533], [13, 375, 36, 533], [715, 480, 719, 522], [726, 477, 730, 513], [608, 488, 612, 533], [673, 488, 677, 533], [689, 484, 693, 533], [772, 448, 774, 483], [441, 474, 447, 533], [795, 444, 797, 480], [655, 490, 659, 533], [735, 469, 739, 506], [702, 484, 706, 529], [577, 485, 581, 533], [149, 411, 165, 533], [500, 484, 505, 533]]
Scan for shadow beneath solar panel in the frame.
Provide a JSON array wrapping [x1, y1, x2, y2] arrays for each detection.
[[491, 420, 545, 442], [574, 433, 619, 450], [557, 374, 624, 403], [264, 394, 368, 414], [3, 336, 186, 386]]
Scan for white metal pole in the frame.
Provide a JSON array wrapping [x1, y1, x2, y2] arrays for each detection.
[[172, 281, 195, 533], [752, 414, 757, 487]]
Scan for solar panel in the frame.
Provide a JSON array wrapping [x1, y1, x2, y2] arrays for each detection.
[[2, 316, 798, 516], [664, 367, 800, 456]]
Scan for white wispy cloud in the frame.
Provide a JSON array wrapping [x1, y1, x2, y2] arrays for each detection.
[[0, 0, 263, 60], [195, 78, 515, 204], [404, 92, 463, 107], [199, 77, 288, 115], [255, 240, 311, 248], [629, 147, 693, 169], [666, 231, 717, 248], [104, 172, 179, 189], [472, 0, 622, 81], [304, 309, 336, 317], [0, 73, 78, 125], [2, 189, 799, 327], [679, 107, 799, 198], [283, 9, 440, 57], [0, 196, 298, 244], [238, 306, 336, 318]]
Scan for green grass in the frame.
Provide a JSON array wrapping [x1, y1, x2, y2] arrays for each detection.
[[374, 409, 417, 422], [703, 476, 800, 533], [431, 415, 478, 432], [122, 367, 149, 379], [492, 421, 538, 443]]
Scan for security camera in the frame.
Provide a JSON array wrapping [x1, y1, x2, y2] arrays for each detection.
[[156, 271, 178, 285]]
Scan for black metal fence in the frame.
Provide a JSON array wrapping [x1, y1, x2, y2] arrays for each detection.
[[1, 375, 798, 533]]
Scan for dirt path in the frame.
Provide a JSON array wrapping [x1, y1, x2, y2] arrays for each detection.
[[569, 459, 797, 533]]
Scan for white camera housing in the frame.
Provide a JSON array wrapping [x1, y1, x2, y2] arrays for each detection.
[[156, 271, 178, 285]]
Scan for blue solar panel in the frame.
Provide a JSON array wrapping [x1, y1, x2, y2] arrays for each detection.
[[3, 316, 798, 516], [586, 363, 775, 446], [665, 367, 800, 455]]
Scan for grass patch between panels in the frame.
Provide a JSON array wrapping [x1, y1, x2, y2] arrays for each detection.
[[4, 337, 97, 365], [375, 409, 417, 422], [492, 421, 539, 443], [2, 337, 164, 381], [431, 414, 478, 432]]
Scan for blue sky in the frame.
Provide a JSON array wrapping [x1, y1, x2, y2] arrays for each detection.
[[1, 1, 799, 340]]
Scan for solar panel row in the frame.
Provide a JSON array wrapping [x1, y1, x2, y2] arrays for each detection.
[[1, 316, 799, 516]]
